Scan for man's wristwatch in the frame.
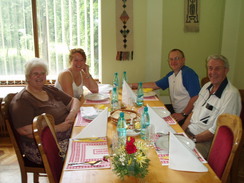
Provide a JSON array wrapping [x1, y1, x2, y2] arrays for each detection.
[[181, 112, 187, 118], [192, 135, 197, 143]]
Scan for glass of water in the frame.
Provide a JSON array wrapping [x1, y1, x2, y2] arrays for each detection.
[[146, 124, 155, 147]]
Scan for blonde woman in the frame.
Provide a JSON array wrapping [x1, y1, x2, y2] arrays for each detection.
[[55, 48, 98, 99]]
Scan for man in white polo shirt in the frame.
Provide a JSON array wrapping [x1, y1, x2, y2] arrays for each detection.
[[131, 48, 201, 126], [182, 54, 241, 159]]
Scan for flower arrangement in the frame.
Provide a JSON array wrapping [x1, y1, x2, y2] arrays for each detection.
[[106, 137, 150, 179]]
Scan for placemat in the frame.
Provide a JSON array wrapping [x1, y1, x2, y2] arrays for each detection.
[[65, 137, 110, 170], [152, 106, 177, 125], [74, 112, 92, 127], [143, 96, 159, 101], [154, 133, 207, 166], [163, 116, 177, 125], [84, 99, 110, 105]]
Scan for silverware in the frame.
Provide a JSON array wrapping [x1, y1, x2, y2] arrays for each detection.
[[68, 160, 102, 166], [72, 137, 101, 141]]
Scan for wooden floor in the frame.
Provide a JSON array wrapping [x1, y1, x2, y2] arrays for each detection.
[[1, 137, 244, 183], [0, 138, 47, 183]]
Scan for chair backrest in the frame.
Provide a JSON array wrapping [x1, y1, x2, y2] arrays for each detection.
[[201, 76, 210, 87], [33, 113, 64, 183], [208, 114, 242, 183]]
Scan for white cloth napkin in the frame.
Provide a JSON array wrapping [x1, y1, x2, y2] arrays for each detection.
[[147, 105, 175, 134], [80, 107, 98, 120], [168, 132, 208, 172], [122, 80, 137, 107], [98, 84, 113, 94], [74, 108, 108, 139]]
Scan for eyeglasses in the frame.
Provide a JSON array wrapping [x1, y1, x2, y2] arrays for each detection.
[[31, 72, 46, 77], [207, 66, 226, 72], [168, 57, 182, 61]]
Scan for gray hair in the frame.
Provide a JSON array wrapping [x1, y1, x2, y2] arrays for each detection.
[[25, 57, 48, 80], [206, 54, 229, 69]]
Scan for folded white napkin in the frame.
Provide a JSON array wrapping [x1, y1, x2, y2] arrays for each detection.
[[98, 84, 113, 94], [147, 105, 175, 134], [80, 107, 98, 120], [168, 132, 208, 172], [74, 108, 108, 139], [122, 80, 137, 107]]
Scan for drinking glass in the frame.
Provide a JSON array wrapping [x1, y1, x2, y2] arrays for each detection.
[[146, 124, 155, 147], [111, 132, 119, 155]]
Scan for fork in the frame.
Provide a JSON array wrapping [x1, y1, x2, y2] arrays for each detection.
[[68, 160, 102, 166]]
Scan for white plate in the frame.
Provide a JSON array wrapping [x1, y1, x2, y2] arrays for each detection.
[[85, 93, 109, 101], [134, 91, 156, 97], [153, 108, 171, 118], [126, 129, 140, 137], [83, 115, 97, 121], [143, 91, 156, 97], [155, 135, 195, 150]]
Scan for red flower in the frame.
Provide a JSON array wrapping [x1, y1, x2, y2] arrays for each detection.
[[127, 137, 135, 144], [125, 137, 137, 154], [103, 155, 109, 162]]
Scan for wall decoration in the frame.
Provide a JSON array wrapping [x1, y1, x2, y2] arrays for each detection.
[[116, 0, 134, 61], [184, 0, 200, 32]]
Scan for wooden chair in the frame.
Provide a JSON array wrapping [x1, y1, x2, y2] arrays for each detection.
[[1, 93, 46, 183], [201, 76, 210, 87], [33, 113, 64, 183], [207, 114, 243, 183]]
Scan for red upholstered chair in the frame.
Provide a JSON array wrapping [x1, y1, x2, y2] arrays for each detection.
[[1, 93, 46, 183], [207, 114, 242, 183], [33, 113, 64, 183]]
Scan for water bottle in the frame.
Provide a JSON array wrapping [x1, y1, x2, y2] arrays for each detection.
[[140, 107, 150, 140], [117, 112, 127, 146], [136, 82, 144, 107], [111, 87, 119, 111], [122, 71, 127, 84], [142, 106, 150, 127], [113, 72, 119, 92]]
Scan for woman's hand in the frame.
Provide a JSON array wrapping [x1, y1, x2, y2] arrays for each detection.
[[81, 64, 90, 77], [55, 97, 80, 133], [16, 124, 34, 138], [55, 119, 74, 132]]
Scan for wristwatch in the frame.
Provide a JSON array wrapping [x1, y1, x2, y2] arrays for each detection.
[[192, 136, 197, 143], [181, 112, 187, 118]]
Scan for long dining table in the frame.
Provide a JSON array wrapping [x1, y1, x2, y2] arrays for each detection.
[[60, 92, 221, 183]]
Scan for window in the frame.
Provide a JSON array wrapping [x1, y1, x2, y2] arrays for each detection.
[[0, 0, 100, 83]]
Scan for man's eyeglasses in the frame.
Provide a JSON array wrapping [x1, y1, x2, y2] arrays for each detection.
[[168, 57, 182, 61]]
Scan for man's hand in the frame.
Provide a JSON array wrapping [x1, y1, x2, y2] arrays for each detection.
[[172, 113, 185, 122]]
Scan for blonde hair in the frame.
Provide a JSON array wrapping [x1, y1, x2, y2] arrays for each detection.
[[69, 48, 87, 64]]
